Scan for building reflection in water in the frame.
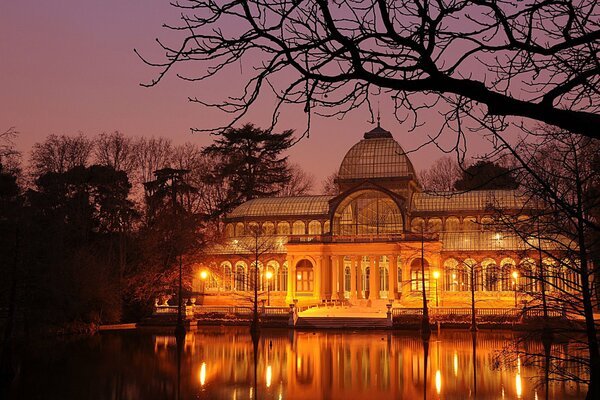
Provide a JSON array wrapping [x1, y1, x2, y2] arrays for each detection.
[[145, 328, 584, 400], [10, 327, 586, 399]]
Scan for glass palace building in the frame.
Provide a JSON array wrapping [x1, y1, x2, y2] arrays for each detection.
[[197, 124, 577, 307]]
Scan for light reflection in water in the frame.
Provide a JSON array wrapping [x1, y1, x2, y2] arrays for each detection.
[[266, 365, 272, 388], [516, 355, 522, 398], [453, 351, 458, 376], [8, 327, 587, 400], [199, 362, 206, 386]]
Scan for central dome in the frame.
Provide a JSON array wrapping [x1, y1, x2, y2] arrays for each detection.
[[337, 124, 417, 181]]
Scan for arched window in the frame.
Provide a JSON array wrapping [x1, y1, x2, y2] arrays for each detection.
[[293, 220, 306, 235], [277, 221, 290, 235], [247, 222, 259, 235], [443, 258, 460, 292], [482, 259, 498, 291], [263, 221, 275, 235], [519, 258, 537, 292], [463, 216, 478, 231], [234, 263, 247, 291], [542, 258, 556, 290], [264, 261, 278, 292], [410, 258, 429, 291], [323, 221, 331, 234], [225, 224, 234, 238], [279, 262, 288, 292], [428, 218, 442, 233], [344, 257, 352, 297], [411, 217, 425, 233], [500, 258, 516, 291], [296, 259, 314, 292], [480, 216, 494, 230], [235, 222, 245, 237], [308, 220, 322, 235], [221, 262, 233, 290], [445, 217, 460, 231], [380, 256, 389, 295], [464, 258, 477, 291], [333, 190, 403, 236]]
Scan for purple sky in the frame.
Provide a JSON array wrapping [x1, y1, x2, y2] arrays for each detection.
[[1, 1, 501, 185]]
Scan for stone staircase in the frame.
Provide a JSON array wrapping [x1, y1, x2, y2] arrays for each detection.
[[295, 316, 390, 329]]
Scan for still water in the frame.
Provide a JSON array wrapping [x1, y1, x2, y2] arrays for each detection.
[[8, 327, 586, 399]]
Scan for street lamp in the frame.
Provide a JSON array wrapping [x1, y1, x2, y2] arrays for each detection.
[[433, 270, 440, 307], [265, 270, 273, 306], [200, 270, 208, 296], [512, 270, 519, 307]]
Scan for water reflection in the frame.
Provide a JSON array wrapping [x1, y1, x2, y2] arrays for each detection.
[[8, 327, 586, 399]]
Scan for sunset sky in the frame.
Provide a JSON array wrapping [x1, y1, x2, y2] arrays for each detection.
[[1, 1, 503, 185]]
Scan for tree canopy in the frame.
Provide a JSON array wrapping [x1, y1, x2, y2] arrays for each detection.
[[139, 0, 600, 139], [202, 123, 294, 216], [454, 160, 518, 191]]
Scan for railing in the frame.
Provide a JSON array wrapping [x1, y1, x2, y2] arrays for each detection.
[[391, 307, 567, 319], [287, 233, 435, 244], [194, 305, 290, 316]]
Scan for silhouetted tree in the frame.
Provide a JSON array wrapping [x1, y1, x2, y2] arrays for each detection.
[[321, 172, 339, 196], [454, 161, 518, 191], [202, 124, 294, 217], [487, 127, 600, 399], [139, 0, 600, 139], [94, 131, 138, 176], [419, 156, 461, 192], [276, 163, 315, 196], [30, 133, 94, 176]]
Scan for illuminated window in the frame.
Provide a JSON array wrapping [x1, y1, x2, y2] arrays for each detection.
[[296, 259, 314, 292]]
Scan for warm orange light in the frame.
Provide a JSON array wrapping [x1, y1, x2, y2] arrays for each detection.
[[453, 351, 458, 376], [435, 369, 441, 394], [200, 270, 208, 280], [433, 270, 440, 279], [265, 271, 273, 280], [512, 271, 519, 280], [297, 273, 302, 280], [199, 362, 206, 386], [266, 365, 272, 388]]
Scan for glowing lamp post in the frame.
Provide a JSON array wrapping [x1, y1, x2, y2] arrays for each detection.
[[512, 270, 519, 307], [265, 270, 273, 306], [200, 270, 208, 296], [433, 270, 440, 307]]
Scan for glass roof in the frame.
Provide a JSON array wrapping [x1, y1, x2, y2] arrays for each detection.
[[205, 236, 288, 255], [227, 196, 333, 219], [440, 231, 567, 252], [413, 190, 523, 212], [338, 137, 416, 180]]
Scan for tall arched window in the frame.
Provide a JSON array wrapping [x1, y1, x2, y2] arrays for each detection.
[[296, 259, 314, 292], [500, 258, 516, 291], [410, 258, 429, 291], [482, 259, 498, 291], [222, 262, 233, 290], [234, 263, 247, 291], [443, 258, 460, 292], [279, 263, 288, 292], [332, 190, 403, 236], [380, 256, 389, 295]]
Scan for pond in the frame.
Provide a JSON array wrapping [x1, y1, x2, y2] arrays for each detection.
[[7, 327, 587, 399]]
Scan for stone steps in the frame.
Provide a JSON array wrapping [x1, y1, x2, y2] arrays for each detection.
[[295, 316, 390, 329]]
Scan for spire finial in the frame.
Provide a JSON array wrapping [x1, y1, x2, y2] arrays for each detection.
[[377, 102, 381, 127]]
